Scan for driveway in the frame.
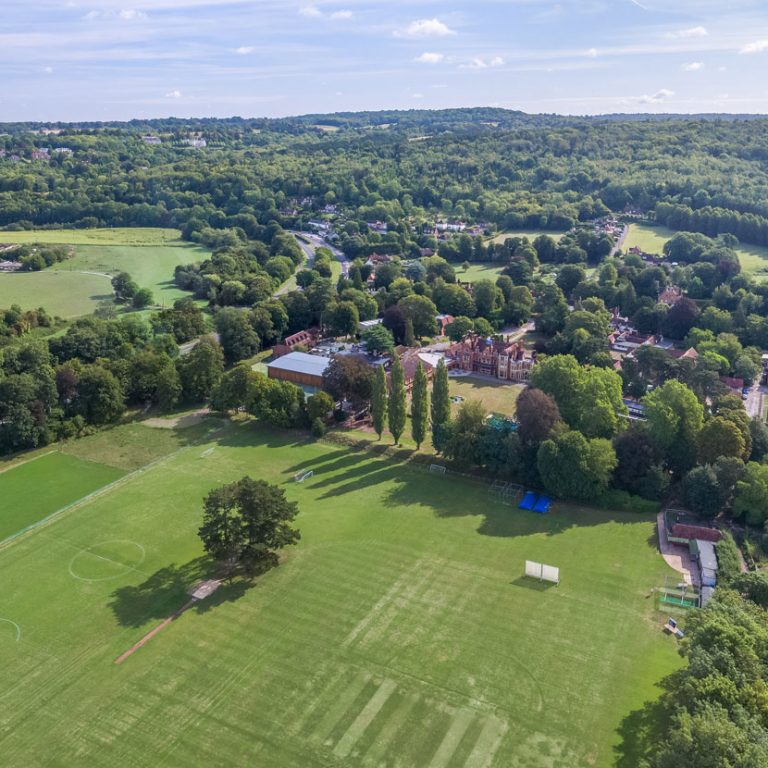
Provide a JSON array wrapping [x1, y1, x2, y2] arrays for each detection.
[[745, 383, 766, 419]]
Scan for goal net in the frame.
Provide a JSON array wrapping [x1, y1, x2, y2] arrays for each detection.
[[524, 560, 560, 585], [429, 464, 447, 474], [489, 480, 522, 506], [294, 470, 313, 483]]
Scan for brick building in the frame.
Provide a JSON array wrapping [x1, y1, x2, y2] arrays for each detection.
[[445, 334, 534, 382]]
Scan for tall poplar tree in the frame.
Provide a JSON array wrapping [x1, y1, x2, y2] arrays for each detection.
[[431, 358, 451, 451], [410, 362, 429, 449], [371, 364, 387, 439], [388, 356, 407, 445]]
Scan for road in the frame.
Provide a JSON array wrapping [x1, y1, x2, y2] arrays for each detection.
[[744, 382, 766, 419], [292, 231, 349, 276]]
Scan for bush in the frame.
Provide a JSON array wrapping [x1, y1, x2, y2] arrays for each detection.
[[716, 531, 742, 585], [311, 417, 326, 438], [594, 488, 661, 515]]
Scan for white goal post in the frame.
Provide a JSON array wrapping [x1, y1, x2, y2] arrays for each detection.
[[524, 560, 560, 585], [429, 464, 447, 474], [294, 470, 313, 483]]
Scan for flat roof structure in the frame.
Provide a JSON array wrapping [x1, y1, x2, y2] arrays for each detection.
[[267, 351, 330, 378]]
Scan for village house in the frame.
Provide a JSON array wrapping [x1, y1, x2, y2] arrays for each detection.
[[445, 334, 535, 382], [187, 137, 207, 148], [366, 221, 388, 234], [658, 285, 684, 306], [273, 328, 322, 357], [142, 135, 162, 145], [31, 148, 50, 161]]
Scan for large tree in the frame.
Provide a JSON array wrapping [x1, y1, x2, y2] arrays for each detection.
[[515, 387, 562, 445], [430, 358, 451, 452], [537, 430, 617, 501], [388, 356, 407, 444], [733, 462, 768, 526], [643, 379, 704, 474], [698, 416, 747, 465], [198, 477, 300, 571], [371, 363, 387, 439], [410, 362, 429, 449], [176, 336, 224, 403], [322, 354, 374, 407]]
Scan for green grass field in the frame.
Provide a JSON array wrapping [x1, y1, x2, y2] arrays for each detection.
[[625, 223, 768, 280], [449, 376, 522, 417], [0, 419, 681, 766], [0, 229, 208, 316], [0, 452, 124, 542], [488, 230, 565, 245], [455, 262, 506, 283]]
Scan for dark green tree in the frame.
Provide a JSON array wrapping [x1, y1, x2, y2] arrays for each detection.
[[371, 363, 387, 439], [410, 362, 429, 449], [388, 356, 406, 444]]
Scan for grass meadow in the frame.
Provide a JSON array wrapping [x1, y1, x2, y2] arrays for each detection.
[[0, 418, 681, 767], [455, 262, 506, 283], [449, 376, 522, 417], [488, 231, 565, 246], [0, 228, 207, 316]]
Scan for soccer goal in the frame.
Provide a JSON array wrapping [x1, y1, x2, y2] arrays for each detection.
[[524, 560, 560, 585], [489, 480, 522, 506], [294, 470, 313, 483], [429, 464, 447, 475]]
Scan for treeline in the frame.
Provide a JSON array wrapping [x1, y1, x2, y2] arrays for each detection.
[[656, 201, 768, 247]]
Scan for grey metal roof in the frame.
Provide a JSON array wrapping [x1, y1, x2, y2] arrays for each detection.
[[695, 539, 719, 572], [267, 351, 331, 377]]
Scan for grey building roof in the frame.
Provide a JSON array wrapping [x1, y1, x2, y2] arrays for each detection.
[[267, 351, 331, 378]]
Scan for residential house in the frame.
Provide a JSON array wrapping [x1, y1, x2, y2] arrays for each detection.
[[273, 328, 322, 357], [142, 135, 162, 145], [658, 285, 684, 306], [445, 334, 535, 382]]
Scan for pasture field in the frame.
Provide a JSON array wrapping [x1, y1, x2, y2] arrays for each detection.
[[0, 420, 680, 767], [733, 241, 768, 280], [449, 376, 522, 417], [0, 228, 207, 316], [0, 452, 124, 542]]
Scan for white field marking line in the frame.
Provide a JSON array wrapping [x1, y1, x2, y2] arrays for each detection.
[[427, 708, 475, 768], [67, 540, 147, 582], [0, 618, 21, 642], [463, 715, 509, 768], [342, 558, 428, 648], [333, 678, 398, 758], [0, 449, 57, 475], [0, 447, 186, 551]]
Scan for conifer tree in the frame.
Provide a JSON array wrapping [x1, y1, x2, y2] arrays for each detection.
[[371, 363, 387, 439], [431, 358, 451, 451], [404, 317, 415, 347], [388, 356, 407, 445], [411, 362, 429, 449]]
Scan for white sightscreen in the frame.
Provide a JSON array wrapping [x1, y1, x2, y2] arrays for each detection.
[[525, 560, 542, 579], [541, 564, 560, 584]]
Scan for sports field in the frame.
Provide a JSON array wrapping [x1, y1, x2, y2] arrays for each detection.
[[0, 452, 124, 542], [0, 420, 680, 766], [488, 230, 565, 245], [0, 228, 207, 316], [449, 376, 522, 417], [455, 262, 506, 283]]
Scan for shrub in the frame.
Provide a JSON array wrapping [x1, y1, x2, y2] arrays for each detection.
[[716, 531, 742, 586], [311, 417, 326, 438], [594, 488, 661, 515]]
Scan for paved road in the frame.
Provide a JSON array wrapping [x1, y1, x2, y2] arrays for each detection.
[[745, 382, 766, 419]]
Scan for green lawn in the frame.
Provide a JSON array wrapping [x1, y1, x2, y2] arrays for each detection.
[[0, 229, 208, 316], [625, 223, 768, 280], [623, 224, 677, 255], [0, 420, 681, 767], [488, 230, 565, 245], [0, 452, 124, 542], [449, 376, 523, 417], [455, 262, 506, 283]]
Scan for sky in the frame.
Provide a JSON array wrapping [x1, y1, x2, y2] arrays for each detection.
[[4, 0, 768, 121]]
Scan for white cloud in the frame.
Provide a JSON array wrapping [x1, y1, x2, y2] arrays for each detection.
[[666, 26, 707, 39], [639, 88, 674, 104], [299, 5, 322, 17], [683, 61, 704, 71], [411, 92, 424, 99], [585, 48, 598, 58], [234, 46, 254, 54], [740, 39, 768, 54], [461, 56, 504, 70], [165, 89, 182, 99], [118, 9, 147, 20], [398, 18, 455, 38], [43, 66, 54, 74], [330, 10, 352, 20], [415, 52, 444, 64]]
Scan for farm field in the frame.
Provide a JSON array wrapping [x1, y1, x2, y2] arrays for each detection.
[[0, 228, 207, 316], [449, 375, 523, 417], [0, 452, 124, 542], [0, 419, 681, 767]]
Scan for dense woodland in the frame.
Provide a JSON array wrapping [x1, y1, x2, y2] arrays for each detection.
[[2, 109, 768, 765]]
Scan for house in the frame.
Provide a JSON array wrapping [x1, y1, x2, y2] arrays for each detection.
[[610, 331, 656, 354], [0, 260, 21, 272], [52, 147, 73, 156], [266, 351, 330, 391], [435, 220, 466, 233], [142, 135, 162, 145], [658, 285, 684, 306], [358, 318, 383, 333], [664, 509, 722, 546], [273, 328, 321, 357], [445, 334, 535, 382], [366, 221, 388, 234], [393, 350, 442, 392], [187, 137, 207, 148], [31, 148, 50, 161], [720, 376, 745, 396], [665, 347, 699, 361]]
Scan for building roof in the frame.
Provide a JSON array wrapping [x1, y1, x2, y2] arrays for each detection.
[[267, 351, 330, 378]]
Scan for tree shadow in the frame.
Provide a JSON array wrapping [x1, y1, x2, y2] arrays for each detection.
[[613, 697, 668, 768], [108, 556, 262, 628]]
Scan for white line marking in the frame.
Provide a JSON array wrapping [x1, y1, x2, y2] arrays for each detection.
[[0, 618, 21, 642]]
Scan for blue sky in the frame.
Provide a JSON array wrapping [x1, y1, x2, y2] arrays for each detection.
[[4, 0, 768, 120]]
